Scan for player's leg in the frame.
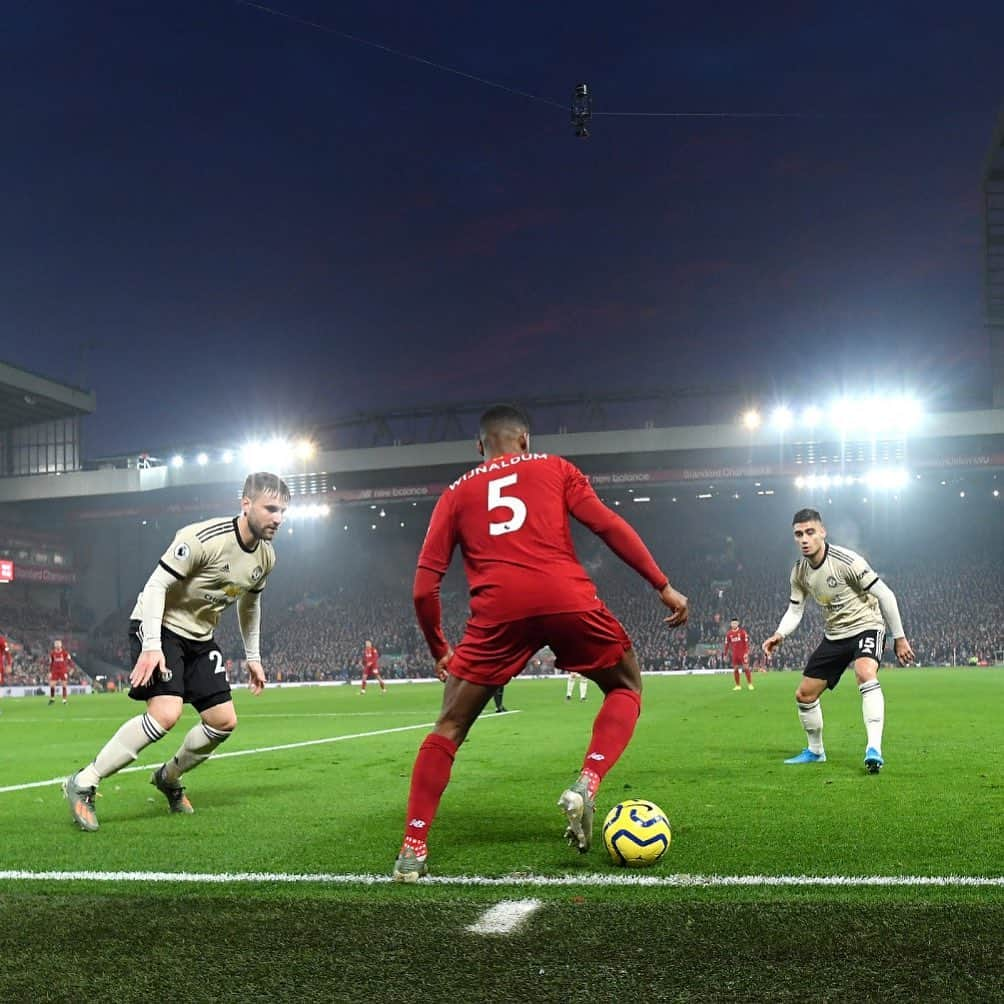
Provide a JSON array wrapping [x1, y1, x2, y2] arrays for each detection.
[[744, 657, 754, 689], [578, 675, 587, 701], [62, 678, 69, 703], [49, 677, 56, 704], [557, 649, 642, 853], [376, 670, 387, 694], [785, 673, 828, 762], [360, 667, 366, 694], [394, 674, 497, 881], [732, 664, 742, 690], [153, 641, 235, 809], [854, 631, 885, 772], [785, 637, 850, 764], [566, 672, 575, 700], [66, 694, 182, 831]]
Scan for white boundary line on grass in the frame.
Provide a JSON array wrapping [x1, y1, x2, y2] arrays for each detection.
[[467, 899, 543, 934], [0, 713, 521, 795], [0, 870, 1001, 888]]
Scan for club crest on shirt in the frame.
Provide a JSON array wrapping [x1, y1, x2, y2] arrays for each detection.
[[174, 543, 190, 561], [251, 566, 263, 581], [826, 575, 839, 588]]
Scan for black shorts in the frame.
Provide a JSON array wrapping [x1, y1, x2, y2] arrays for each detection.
[[128, 620, 231, 712], [803, 628, 886, 690]]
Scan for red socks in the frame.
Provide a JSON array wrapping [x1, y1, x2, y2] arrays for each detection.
[[402, 733, 459, 853], [578, 688, 641, 798]]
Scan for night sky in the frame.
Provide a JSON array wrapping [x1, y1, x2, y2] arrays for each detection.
[[2, 2, 1002, 457]]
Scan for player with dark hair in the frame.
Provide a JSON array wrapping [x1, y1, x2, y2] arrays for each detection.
[[723, 618, 753, 691], [48, 639, 74, 705], [63, 472, 289, 831], [394, 404, 689, 881], [360, 639, 387, 695], [763, 508, 915, 773]]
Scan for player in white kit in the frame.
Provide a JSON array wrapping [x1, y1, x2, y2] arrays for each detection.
[[763, 508, 914, 773]]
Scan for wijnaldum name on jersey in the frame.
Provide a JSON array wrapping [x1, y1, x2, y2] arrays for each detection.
[[449, 453, 549, 491]]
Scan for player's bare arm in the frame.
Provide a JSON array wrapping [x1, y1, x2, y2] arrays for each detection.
[[246, 660, 266, 695], [129, 649, 166, 688], [434, 649, 454, 682], [762, 632, 784, 656], [659, 584, 689, 626], [894, 637, 915, 666]]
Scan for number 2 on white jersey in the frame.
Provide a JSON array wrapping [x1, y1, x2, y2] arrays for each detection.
[[488, 474, 527, 536]]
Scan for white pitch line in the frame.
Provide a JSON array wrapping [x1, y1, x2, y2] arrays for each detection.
[[467, 899, 543, 934], [0, 712, 521, 795], [0, 870, 1001, 888]]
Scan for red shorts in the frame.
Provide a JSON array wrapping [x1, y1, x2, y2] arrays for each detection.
[[362, 666, 382, 679], [730, 654, 748, 668], [448, 605, 632, 688], [50, 671, 68, 681]]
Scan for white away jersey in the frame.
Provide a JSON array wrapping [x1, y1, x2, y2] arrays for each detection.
[[130, 516, 276, 642], [789, 543, 884, 640]]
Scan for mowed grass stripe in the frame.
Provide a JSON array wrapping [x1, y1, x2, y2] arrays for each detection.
[[0, 714, 519, 794], [1, 894, 1001, 1002], [3, 870, 1003, 887]]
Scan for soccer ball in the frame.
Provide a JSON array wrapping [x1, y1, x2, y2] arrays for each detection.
[[601, 799, 672, 868]]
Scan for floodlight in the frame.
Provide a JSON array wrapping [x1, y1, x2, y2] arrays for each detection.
[[170, 454, 184, 468], [741, 409, 761, 430], [295, 439, 315, 460], [196, 452, 209, 466], [802, 405, 823, 426], [771, 406, 793, 431], [221, 450, 234, 464]]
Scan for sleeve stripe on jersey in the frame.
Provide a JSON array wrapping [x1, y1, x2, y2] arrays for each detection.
[[828, 550, 854, 566], [862, 576, 880, 591], [196, 521, 234, 541], [158, 560, 184, 580], [828, 546, 858, 563], [197, 525, 234, 543], [249, 586, 266, 594]]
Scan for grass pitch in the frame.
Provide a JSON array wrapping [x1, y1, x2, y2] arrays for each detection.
[[1, 669, 1002, 1001]]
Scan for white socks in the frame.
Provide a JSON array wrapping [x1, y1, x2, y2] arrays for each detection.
[[162, 722, 232, 784], [797, 699, 824, 754], [77, 713, 167, 787], [859, 680, 884, 752]]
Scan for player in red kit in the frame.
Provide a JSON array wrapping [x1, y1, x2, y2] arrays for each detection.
[[0, 632, 11, 714], [360, 639, 387, 695], [48, 639, 74, 705], [393, 404, 689, 881], [0, 632, 10, 684], [724, 618, 753, 690]]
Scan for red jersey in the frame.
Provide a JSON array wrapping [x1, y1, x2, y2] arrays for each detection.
[[362, 646, 380, 672], [416, 452, 667, 640], [49, 649, 72, 676], [724, 628, 750, 658], [0, 635, 9, 668]]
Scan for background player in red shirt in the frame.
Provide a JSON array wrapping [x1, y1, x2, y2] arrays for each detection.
[[0, 632, 10, 684], [394, 404, 689, 881], [724, 618, 753, 691], [360, 639, 387, 695], [0, 632, 11, 714], [48, 639, 74, 705]]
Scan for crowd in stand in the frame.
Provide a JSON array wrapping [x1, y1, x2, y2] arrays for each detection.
[[9, 499, 1002, 686], [0, 596, 86, 687]]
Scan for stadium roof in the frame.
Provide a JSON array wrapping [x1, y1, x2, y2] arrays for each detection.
[[985, 105, 1004, 183], [0, 360, 95, 430]]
